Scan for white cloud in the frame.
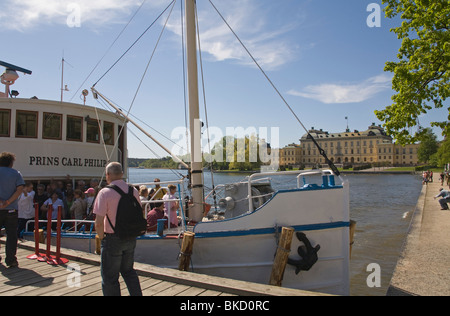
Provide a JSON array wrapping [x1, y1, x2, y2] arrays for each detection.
[[167, 0, 300, 70], [288, 74, 393, 104], [0, 0, 300, 70], [0, 0, 150, 31]]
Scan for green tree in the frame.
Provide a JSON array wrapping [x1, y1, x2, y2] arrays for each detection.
[[208, 135, 263, 171], [417, 128, 439, 163], [375, 0, 450, 144], [436, 136, 450, 167]]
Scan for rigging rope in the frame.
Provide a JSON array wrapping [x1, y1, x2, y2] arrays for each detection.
[[207, 0, 340, 176], [70, 0, 148, 101], [93, 0, 176, 87]]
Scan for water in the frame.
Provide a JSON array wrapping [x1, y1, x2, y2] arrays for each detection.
[[129, 168, 422, 296]]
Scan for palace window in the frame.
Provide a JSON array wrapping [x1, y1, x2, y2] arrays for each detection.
[[43, 113, 62, 140], [16, 110, 38, 138], [67, 115, 83, 142], [0, 109, 10, 137]]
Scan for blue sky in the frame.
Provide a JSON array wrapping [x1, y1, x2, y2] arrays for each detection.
[[0, 0, 447, 158]]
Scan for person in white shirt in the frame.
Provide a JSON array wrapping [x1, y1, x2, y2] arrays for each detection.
[[41, 192, 64, 220], [163, 184, 179, 228], [17, 182, 35, 238]]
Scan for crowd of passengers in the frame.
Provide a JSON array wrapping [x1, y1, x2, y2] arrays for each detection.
[[17, 177, 185, 237]]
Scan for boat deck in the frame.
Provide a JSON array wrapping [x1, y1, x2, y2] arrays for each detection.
[[0, 240, 326, 296]]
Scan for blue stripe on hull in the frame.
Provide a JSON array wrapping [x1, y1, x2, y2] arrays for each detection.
[[195, 221, 350, 239], [23, 222, 350, 240]]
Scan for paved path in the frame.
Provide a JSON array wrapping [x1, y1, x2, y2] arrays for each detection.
[[387, 181, 450, 296]]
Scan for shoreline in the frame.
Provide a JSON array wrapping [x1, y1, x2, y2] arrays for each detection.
[[129, 167, 419, 176]]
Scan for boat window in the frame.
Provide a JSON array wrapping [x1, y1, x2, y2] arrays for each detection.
[[43, 112, 62, 140], [0, 109, 10, 137], [103, 121, 114, 145], [86, 119, 100, 143], [16, 110, 38, 138], [67, 115, 83, 142]]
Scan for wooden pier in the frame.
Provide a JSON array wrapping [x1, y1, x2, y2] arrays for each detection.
[[0, 240, 326, 296]]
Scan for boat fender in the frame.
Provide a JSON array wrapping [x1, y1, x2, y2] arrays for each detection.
[[287, 232, 320, 275], [251, 187, 264, 211]]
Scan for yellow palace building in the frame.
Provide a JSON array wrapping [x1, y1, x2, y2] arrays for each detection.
[[297, 123, 420, 167]]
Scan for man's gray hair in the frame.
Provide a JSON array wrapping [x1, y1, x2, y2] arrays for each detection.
[[106, 162, 123, 176]]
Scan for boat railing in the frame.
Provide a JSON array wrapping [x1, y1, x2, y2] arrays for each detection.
[[24, 219, 96, 234], [247, 169, 336, 213]]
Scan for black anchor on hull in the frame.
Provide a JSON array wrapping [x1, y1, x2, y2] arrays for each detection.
[[288, 232, 320, 275]]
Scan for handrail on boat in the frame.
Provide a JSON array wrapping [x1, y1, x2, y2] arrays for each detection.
[[24, 219, 95, 234], [247, 169, 336, 213]]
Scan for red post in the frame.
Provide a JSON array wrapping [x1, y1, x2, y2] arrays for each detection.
[[53, 205, 69, 265], [27, 203, 45, 260], [47, 205, 69, 265], [38, 204, 55, 263]]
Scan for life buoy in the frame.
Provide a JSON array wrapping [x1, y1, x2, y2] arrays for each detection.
[[251, 187, 264, 211], [287, 232, 321, 275]]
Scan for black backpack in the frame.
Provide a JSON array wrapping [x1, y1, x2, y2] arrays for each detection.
[[106, 184, 147, 239]]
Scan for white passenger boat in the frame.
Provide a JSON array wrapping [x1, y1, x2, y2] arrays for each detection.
[[13, 0, 352, 295], [0, 62, 128, 182]]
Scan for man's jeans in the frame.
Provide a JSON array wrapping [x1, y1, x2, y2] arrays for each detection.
[[0, 210, 18, 265], [101, 235, 142, 296], [439, 198, 450, 210]]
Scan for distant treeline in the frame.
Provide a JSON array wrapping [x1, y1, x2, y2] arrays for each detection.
[[128, 157, 179, 169], [129, 136, 269, 171]]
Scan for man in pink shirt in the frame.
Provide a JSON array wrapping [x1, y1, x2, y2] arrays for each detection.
[[94, 162, 142, 296]]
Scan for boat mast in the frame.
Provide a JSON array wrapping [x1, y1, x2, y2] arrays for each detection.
[[185, 0, 204, 222], [61, 57, 65, 102]]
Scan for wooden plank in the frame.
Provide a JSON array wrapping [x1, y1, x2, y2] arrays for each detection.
[[198, 289, 222, 296], [20, 265, 98, 296], [176, 287, 207, 297], [142, 280, 177, 296], [0, 265, 59, 293], [139, 278, 164, 291], [154, 284, 191, 296]]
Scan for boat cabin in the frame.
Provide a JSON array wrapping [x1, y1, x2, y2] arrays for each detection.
[[0, 98, 127, 182]]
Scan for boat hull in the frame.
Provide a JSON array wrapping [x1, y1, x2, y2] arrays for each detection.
[[26, 181, 350, 295]]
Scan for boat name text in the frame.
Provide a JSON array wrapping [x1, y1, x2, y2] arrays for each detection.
[[29, 156, 107, 168]]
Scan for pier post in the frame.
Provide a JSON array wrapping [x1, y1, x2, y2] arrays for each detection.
[[270, 227, 295, 287], [26, 203, 45, 260], [38, 229, 45, 244], [349, 220, 356, 259], [178, 232, 195, 271]]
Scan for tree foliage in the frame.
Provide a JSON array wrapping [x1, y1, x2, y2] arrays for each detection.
[[375, 0, 450, 144], [435, 136, 450, 166], [417, 128, 439, 163]]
